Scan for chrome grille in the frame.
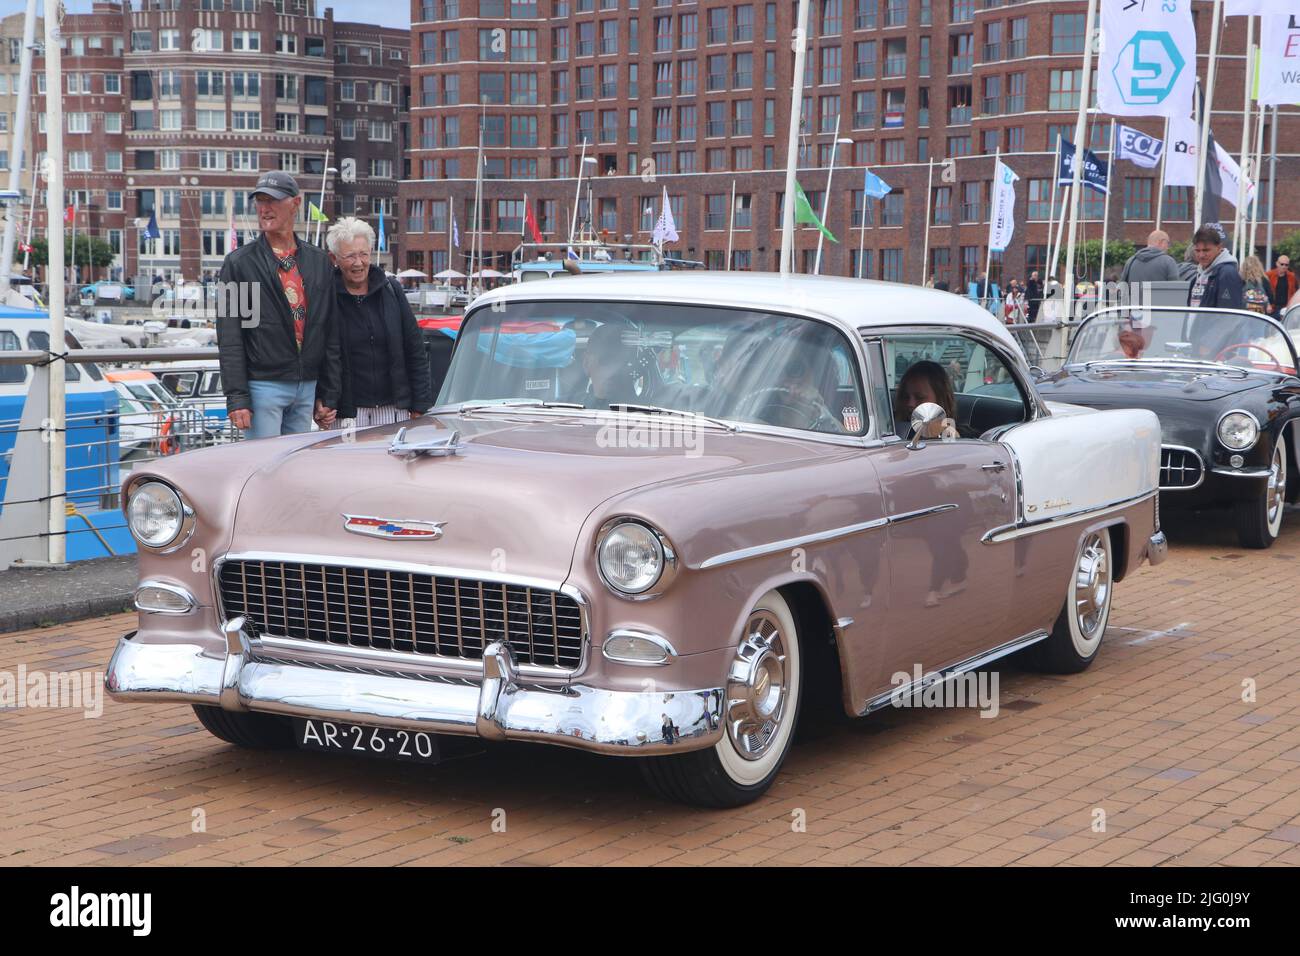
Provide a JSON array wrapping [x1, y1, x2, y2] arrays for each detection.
[[1160, 446, 1203, 490], [217, 559, 584, 669]]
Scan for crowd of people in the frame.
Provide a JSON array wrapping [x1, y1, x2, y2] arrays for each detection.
[[937, 226, 1299, 325]]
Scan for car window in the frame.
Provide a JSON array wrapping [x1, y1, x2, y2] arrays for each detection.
[[159, 371, 199, 397], [879, 333, 1029, 440], [0, 330, 25, 384]]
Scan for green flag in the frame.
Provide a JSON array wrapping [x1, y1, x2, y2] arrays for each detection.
[[308, 201, 329, 223], [794, 182, 837, 243]]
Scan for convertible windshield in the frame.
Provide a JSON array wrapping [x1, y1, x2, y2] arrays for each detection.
[[437, 301, 868, 435], [1069, 309, 1297, 374]]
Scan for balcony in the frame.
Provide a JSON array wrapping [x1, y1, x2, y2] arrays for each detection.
[[706, 120, 726, 137], [884, 56, 907, 77], [949, 105, 971, 124], [982, 42, 1000, 62], [950, 55, 972, 74], [853, 111, 876, 128], [855, 62, 876, 80]]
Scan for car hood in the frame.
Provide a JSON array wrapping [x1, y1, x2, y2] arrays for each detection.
[[230, 412, 827, 584], [1038, 365, 1278, 406]]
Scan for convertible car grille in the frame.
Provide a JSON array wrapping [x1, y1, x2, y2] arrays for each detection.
[[217, 559, 585, 669], [1160, 447, 1204, 490]]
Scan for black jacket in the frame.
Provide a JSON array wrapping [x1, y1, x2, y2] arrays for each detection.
[[333, 266, 435, 419], [1188, 250, 1246, 310], [216, 233, 341, 413]]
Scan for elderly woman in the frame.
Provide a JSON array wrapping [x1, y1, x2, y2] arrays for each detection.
[[314, 217, 433, 429]]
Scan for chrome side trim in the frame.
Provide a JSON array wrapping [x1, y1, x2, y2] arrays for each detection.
[[981, 489, 1157, 544], [697, 504, 960, 570], [858, 628, 1050, 715], [1159, 444, 1206, 491], [133, 580, 197, 615], [1210, 466, 1273, 479]]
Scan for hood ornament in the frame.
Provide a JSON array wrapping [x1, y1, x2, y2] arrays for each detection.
[[343, 514, 446, 540], [388, 425, 464, 459]]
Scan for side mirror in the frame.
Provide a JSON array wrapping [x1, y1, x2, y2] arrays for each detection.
[[907, 402, 945, 450]]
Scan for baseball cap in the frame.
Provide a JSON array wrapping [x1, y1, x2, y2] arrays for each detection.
[[249, 171, 300, 201]]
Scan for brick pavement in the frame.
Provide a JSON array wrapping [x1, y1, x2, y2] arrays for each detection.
[[1, 508, 1298, 866]]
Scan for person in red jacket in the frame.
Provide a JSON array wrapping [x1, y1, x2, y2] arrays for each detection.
[[1265, 255, 1297, 319]]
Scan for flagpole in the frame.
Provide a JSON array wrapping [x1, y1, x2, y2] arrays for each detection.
[[1155, 116, 1170, 229], [314, 147, 330, 246], [69, 196, 77, 287], [921, 159, 934, 285], [1045, 136, 1063, 281], [569, 138, 588, 245], [781, 0, 812, 276], [856, 184, 867, 279], [1249, 101, 1265, 254], [726, 178, 736, 270], [0, 0, 36, 288], [473, 104, 485, 294], [1196, 0, 1224, 226], [22, 159, 37, 273], [1063, 0, 1099, 316], [981, 147, 1000, 311], [1234, 26, 1254, 261], [446, 195, 452, 273], [43, 0, 66, 564], [1099, 119, 1114, 286], [814, 114, 841, 276]]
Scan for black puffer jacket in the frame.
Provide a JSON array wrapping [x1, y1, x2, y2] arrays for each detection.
[[332, 265, 434, 419], [216, 233, 341, 414]]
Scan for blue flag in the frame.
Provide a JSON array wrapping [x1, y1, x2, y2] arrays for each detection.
[[142, 210, 161, 240], [863, 169, 892, 199], [377, 208, 387, 252]]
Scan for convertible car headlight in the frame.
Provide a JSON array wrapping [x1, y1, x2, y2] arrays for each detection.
[[597, 520, 669, 595], [127, 480, 191, 550], [1216, 411, 1259, 451]]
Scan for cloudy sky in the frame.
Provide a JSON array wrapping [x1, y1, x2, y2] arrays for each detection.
[[0, 2, 410, 29]]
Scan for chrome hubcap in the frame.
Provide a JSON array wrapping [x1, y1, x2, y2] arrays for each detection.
[[1074, 533, 1110, 640], [725, 610, 788, 761], [1266, 444, 1286, 527]]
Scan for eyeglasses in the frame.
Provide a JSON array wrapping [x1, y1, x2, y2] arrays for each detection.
[[1279, 262, 1290, 269], [337, 251, 371, 264]]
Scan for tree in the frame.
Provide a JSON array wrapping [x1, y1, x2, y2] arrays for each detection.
[[28, 235, 115, 273], [1271, 230, 1300, 267], [1077, 239, 1137, 279]]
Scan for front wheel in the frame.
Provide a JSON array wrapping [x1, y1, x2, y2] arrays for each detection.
[[639, 590, 802, 808], [1024, 529, 1113, 674], [1235, 435, 1287, 549]]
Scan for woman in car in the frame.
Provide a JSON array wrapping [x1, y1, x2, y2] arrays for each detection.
[[894, 360, 960, 440]]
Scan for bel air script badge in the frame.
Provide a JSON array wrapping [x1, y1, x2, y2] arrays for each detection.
[[343, 514, 447, 540]]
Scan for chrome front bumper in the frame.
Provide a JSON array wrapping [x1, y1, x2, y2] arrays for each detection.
[[1147, 531, 1169, 566], [105, 618, 725, 756]]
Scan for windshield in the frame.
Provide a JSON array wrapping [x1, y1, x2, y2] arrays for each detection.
[[1069, 309, 1297, 374], [438, 301, 868, 435]]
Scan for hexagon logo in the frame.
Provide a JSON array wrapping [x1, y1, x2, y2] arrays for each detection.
[[1111, 30, 1186, 107]]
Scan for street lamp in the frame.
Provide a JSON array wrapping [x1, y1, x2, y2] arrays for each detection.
[[814, 134, 854, 276]]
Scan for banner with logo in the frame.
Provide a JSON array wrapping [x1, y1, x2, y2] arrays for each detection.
[[1163, 113, 1199, 187], [1115, 124, 1165, 168], [1256, 13, 1300, 107], [1098, 0, 1197, 118], [1058, 141, 1110, 195], [988, 160, 1019, 254], [1212, 141, 1256, 209], [1225, 0, 1271, 14]]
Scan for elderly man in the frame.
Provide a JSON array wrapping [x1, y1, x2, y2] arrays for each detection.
[[316, 216, 433, 429], [216, 171, 340, 438], [1119, 229, 1182, 286]]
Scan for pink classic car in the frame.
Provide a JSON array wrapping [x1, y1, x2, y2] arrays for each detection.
[[106, 274, 1166, 807]]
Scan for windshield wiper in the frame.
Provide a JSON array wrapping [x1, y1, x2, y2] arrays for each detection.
[[607, 403, 739, 433], [455, 399, 587, 413]]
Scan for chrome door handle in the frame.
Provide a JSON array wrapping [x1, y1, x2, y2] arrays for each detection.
[[981, 461, 1007, 473]]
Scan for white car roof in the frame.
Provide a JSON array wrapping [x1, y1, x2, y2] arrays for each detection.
[[474, 271, 1020, 353]]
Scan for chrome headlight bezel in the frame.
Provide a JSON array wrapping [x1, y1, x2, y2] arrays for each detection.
[[595, 518, 678, 599], [1216, 410, 1260, 451], [125, 479, 196, 553]]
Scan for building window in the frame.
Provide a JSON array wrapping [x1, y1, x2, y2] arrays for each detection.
[[276, 33, 297, 54], [130, 31, 152, 52], [1124, 178, 1153, 220], [882, 193, 904, 227], [1049, 69, 1082, 111], [1052, 14, 1087, 55], [1163, 186, 1191, 222], [854, 41, 876, 80], [232, 30, 261, 52]]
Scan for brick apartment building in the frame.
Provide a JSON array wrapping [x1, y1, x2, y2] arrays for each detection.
[[399, 0, 1298, 287], [7, 0, 408, 285]]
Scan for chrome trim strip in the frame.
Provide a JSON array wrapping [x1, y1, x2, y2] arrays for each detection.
[[859, 629, 1050, 715], [133, 580, 197, 615], [697, 504, 960, 570], [601, 628, 679, 667], [1159, 444, 1206, 491], [1210, 466, 1273, 478], [216, 551, 566, 593], [252, 634, 578, 680], [981, 489, 1157, 544]]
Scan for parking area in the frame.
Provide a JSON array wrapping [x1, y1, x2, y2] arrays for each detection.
[[1, 508, 1299, 867]]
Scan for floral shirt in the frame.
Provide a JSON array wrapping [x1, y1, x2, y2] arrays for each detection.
[[271, 243, 308, 350]]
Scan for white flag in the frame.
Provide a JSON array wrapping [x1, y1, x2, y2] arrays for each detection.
[[988, 159, 1019, 254], [1225, 0, 1271, 14], [1098, 0, 1197, 118], [1164, 113, 1200, 187], [1115, 124, 1165, 168], [1257, 13, 1300, 107], [1213, 141, 1257, 209], [652, 185, 678, 245]]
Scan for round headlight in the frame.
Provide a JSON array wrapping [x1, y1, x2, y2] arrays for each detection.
[[597, 521, 665, 595], [1217, 411, 1259, 451], [127, 481, 185, 549]]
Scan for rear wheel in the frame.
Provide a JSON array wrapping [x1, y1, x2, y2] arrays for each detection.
[[192, 704, 294, 749], [639, 590, 802, 808], [1024, 529, 1113, 675], [1234, 435, 1287, 550]]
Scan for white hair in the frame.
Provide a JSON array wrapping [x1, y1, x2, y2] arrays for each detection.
[[326, 216, 376, 255]]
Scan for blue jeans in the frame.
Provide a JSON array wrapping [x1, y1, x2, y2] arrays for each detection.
[[247, 379, 316, 438]]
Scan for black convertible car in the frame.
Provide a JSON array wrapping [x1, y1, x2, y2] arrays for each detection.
[[1037, 306, 1300, 549]]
